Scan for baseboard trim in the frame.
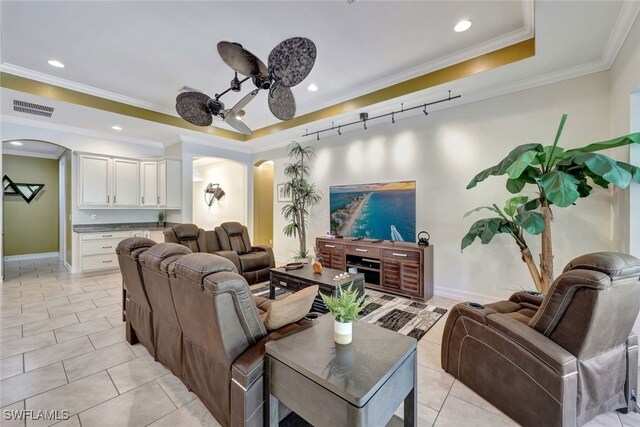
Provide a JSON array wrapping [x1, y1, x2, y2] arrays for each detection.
[[434, 286, 503, 305], [64, 261, 75, 274], [4, 252, 60, 262]]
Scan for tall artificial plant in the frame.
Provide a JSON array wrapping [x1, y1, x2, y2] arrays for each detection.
[[463, 115, 640, 293], [281, 142, 322, 258]]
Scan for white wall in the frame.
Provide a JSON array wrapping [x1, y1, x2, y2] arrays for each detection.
[[192, 159, 247, 230], [259, 72, 613, 301]]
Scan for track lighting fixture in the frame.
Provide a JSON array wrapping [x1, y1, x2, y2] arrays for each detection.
[[301, 91, 460, 139]]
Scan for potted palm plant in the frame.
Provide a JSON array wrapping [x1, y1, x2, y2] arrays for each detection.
[[282, 142, 322, 263], [320, 284, 366, 345]]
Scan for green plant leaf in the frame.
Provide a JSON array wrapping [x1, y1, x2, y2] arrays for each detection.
[[506, 178, 526, 194], [617, 161, 640, 184], [573, 152, 632, 189], [506, 150, 539, 179], [563, 133, 640, 156], [467, 143, 544, 189], [538, 171, 581, 207], [463, 205, 501, 218], [545, 114, 568, 171], [479, 218, 503, 244], [515, 209, 545, 235], [504, 196, 528, 217], [521, 198, 541, 212]]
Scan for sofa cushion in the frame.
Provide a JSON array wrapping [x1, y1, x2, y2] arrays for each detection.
[[261, 286, 318, 331], [239, 251, 271, 272]]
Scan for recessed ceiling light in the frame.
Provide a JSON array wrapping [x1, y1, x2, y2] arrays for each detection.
[[47, 59, 65, 68], [454, 20, 472, 32], [10, 141, 23, 146], [307, 83, 318, 92], [111, 125, 122, 131]]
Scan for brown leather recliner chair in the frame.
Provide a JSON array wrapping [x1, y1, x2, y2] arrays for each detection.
[[441, 252, 640, 427], [163, 223, 207, 252], [213, 222, 275, 284], [116, 237, 157, 357], [139, 243, 192, 377], [170, 253, 304, 427]]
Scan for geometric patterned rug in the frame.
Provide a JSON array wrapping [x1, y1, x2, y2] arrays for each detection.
[[250, 285, 447, 342]]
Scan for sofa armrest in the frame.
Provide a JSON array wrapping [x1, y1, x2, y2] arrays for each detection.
[[214, 250, 241, 273], [252, 246, 275, 268], [487, 313, 577, 375], [508, 291, 544, 308]]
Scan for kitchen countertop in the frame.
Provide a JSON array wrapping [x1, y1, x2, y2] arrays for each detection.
[[72, 222, 179, 233]]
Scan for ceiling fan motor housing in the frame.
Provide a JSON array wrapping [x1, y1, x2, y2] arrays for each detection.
[[253, 75, 272, 90], [207, 99, 225, 114]]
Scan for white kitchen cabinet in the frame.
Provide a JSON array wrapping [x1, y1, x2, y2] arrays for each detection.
[[113, 159, 139, 206], [79, 230, 137, 272], [79, 155, 110, 206], [149, 229, 165, 243], [140, 161, 159, 207]]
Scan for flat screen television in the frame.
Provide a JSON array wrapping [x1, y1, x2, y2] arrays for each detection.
[[329, 180, 416, 242]]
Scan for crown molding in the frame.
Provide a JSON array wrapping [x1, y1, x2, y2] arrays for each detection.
[[0, 63, 176, 116], [601, 0, 640, 68], [1, 114, 165, 149], [2, 147, 63, 159], [179, 134, 252, 155]]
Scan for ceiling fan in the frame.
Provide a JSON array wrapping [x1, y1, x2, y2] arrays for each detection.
[[176, 37, 317, 135]]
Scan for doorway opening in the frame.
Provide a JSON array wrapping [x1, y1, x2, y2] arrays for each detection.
[[253, 160, 274, 247], [2, 140, 71, 271]]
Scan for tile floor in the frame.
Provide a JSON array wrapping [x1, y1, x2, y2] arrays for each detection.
[[1, 258, 638, 426]]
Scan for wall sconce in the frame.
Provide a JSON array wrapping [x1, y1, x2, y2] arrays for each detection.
[[204, 183, 225, 206]]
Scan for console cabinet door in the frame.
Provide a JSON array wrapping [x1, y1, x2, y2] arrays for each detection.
[[317, 242, 345, 270], [381, 258, 401, 290], [399, 260, 422, 297], [140, 161, 158, 206], [113, 159, 139, 206], [79, 155, 110, 206]]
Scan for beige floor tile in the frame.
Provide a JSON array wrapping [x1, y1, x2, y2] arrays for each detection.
[[417, 339, 443, 371], [1, 354, 24, 380], [417, 365, 454, 411], [81, 282, 120, 293], [1, 400, 26, 427], [0, 363, 68, 407], [67, 290, 110, 304], [40, 289, 86, 301], [50, 415, 81, 427], [149, 398, 221, 427], [434, 395, 518, 426], [107, 355, 170, 393], [106, 314, 124, 328], [449, 380, 511, 418], [582, 411, 623, 427], [54, 318, 111, 343], [25, 371, 118, 426], [1, 332, 57, 358], [0, 290, 23, 301], [76, 305, 121, 323], [21, 297, 70, 314], [618, 409, 640, 426], [24, 337, 94, 372], [0, 325, 23, 343], [1, 311, 50, 329], [394, 401, 439, 426], [88, 324, 125, 349], [0, 305, 22, 318], [23, 314, 79, 338], [64, 342, 135, 382], [79, 381, 176, 427], [126, 342, 151, 357], [156, 373, 197, 408], [427, 296, 457, 309], [106, 288, 123, 297], [48, 301, 96, 318], [91, 295, 122, 308]]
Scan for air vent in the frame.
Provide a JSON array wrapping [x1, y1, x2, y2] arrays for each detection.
[[13, 100, 54, 118]]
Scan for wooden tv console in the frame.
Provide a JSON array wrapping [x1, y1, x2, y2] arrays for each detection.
[[316, 237, 434, 302]]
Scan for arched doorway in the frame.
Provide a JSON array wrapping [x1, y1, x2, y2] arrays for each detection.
[[253, 160, 274, 247], [2, 139, 72, 277]]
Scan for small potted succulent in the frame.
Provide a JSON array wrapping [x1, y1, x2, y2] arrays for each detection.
[[320, 284, 366, 345], [158, 211, 166, 228]]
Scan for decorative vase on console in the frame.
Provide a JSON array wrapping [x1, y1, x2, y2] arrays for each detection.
[[320, 284, 366, 345], [312, 247, 323, 273]]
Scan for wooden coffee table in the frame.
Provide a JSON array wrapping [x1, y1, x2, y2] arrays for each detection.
[[265, 314, 417, 426], [269, 265, 365, 313]]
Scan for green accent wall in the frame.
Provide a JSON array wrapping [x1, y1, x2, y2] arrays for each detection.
[[3, 155, 59, 256]]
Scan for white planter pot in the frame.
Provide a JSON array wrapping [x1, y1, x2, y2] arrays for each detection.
[[334, 320, 353, 345]]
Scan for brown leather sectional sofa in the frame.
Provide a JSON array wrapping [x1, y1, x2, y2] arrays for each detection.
[[116, 237, 305, 427], [164, 222, 275, 284], [442, 252, 640, 426]]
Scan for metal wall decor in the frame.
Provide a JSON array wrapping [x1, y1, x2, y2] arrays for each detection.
[[3, 175, 45, 204], [204, 183, 225, 206], [302, 91, 461, 140], [176, 37, 317, 135]]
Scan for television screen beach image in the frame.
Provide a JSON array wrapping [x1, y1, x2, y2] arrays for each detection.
[[329, 181, 416, 242]]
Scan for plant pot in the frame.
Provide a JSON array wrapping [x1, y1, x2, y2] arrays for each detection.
[[292, 257, 311, 264], [334, 320, 352, 345], [312, 261, 323, 274], [157, 221, 165, 228]]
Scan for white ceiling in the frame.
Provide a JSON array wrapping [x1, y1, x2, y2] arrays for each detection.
[[0, 1, 638, 152]]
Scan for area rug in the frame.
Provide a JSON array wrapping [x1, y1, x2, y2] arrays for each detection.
[[250, 285, 447, 341]]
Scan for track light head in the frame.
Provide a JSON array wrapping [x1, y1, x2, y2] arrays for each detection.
[[423, 106, 429, 116], [317, 133, 320, 141], [338, 126, 342, 136], [363, 121, 367, 130], [391, 113, 395, 124]]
